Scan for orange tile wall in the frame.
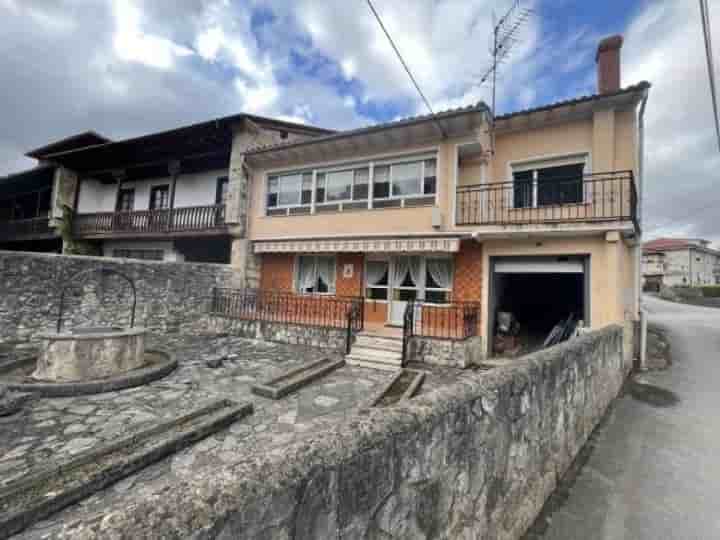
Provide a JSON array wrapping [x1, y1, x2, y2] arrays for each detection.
[[259, 254, 294, 292], [453, 240, 483, 302], [335, 253, 364, 297]]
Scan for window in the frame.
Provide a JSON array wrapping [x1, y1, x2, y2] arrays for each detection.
[[267, 172, 312, 211], [215, 177, 229, 205], [391, 162, 422, 196], [325, 170, 353, 201], [113, 249, 164, 261], [424, 258, 453, 303], [512, 161, 585, 208], [366, 260, 389, 300], [149, 185, 169, 210], [373, 165, 390, 199], [296, 255, 336, 294], [116, 188, 135, 212], [316, 167, 369, 204]]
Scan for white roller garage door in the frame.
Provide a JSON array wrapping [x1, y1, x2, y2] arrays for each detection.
[[495, 258, 584, 274]]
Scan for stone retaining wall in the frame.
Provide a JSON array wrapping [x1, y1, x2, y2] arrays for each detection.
[[206, 315, 348, 352], [409, 335, 484, 368], [0, 251, 235, 342], [56, 325, 628, 539]]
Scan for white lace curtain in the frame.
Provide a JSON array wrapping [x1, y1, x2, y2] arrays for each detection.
[[427, 259, 452, 289], [366, 261, 387, 286], [392, 257, 409, 287], [298, 256, 335, 293], [317, 257, 336, 292]]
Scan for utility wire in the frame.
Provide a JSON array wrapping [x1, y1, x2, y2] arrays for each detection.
[[700, 0, 720, 151], [364, 0, 447, 138]]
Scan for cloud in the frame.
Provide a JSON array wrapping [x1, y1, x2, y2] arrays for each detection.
[[622, 0, 720, 245]]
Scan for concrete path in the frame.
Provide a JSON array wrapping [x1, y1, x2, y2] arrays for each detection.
[[527, 295, 720, 540]]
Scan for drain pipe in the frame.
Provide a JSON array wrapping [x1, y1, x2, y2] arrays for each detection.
[[636, 90, 649, 369]]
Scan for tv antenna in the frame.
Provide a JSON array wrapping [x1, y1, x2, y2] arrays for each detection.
[[475, 0, 533, 153]]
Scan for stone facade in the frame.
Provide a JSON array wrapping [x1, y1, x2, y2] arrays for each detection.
[[207, 316, 348, 353], [409, 335, 483, 368], [47, 326, 626, 539], [0, 251, 236, 343]]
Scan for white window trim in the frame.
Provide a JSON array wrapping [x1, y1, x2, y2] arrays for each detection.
[[294, 254, 337, 295], [364, 257, 390, 303]]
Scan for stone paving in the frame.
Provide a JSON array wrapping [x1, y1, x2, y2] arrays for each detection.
[[0, 334, 464, 539]]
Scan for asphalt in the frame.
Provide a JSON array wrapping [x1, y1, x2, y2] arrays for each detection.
[[527, 295, 720, 540]]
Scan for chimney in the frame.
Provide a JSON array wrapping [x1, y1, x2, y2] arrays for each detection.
[[596, 35, 623, 94]]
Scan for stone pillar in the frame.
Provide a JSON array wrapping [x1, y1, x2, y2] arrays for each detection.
[[230, 238, 261, 288]]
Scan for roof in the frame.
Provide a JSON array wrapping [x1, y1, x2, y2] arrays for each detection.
[[40, 113, 334, 179], [25, 131, 111, 159], [245, 101, 491, 157], [495, 81, 650, 121], [643, 237, 717, 254], [0, 165, 56, 196]]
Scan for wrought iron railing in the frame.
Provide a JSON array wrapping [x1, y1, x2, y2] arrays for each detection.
[[0, 217, 52, 239], [209, 288, 365, 334], [456, 171, 637, 229], [72, 204, 226, 236], [401, 300, 481, 366]]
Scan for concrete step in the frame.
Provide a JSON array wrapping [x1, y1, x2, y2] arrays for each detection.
[[354, 335, 404, 352], [349, 347, 402, 361], [345, 354, 402, 371]]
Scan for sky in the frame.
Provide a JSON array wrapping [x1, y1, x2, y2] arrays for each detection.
[[0, 0, 717, 243]]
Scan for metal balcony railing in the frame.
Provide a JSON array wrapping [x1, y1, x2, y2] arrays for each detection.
[[456, 170, 637, 230]]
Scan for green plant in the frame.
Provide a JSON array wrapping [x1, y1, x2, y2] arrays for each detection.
[[701, 286, 720, 298]]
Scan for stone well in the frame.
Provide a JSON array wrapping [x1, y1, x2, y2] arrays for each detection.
[[33, 327, 147, 382]]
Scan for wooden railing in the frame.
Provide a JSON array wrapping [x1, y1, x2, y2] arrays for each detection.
[[456, 171, 637, 230], [0, 217, 52, 239], [72, 204, 226, 236]]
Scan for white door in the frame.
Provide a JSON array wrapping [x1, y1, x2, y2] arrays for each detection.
[[389, 256, 420, 325]]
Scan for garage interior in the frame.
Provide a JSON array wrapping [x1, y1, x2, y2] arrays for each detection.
[[491, 256, 588, 355]]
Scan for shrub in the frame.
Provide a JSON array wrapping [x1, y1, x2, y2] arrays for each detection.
[[701, 286, 720, 298]]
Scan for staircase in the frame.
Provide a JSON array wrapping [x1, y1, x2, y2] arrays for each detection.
[[346, 331, 403, 371]]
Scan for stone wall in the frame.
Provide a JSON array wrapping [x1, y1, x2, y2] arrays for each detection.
[[57, 325, 627, 539], [207, 315, 348, 352], [0, 251, 236, 342], [409, 335, 483, 368]]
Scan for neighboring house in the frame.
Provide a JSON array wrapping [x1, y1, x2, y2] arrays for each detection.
[[642, 238, 720, 287], [0, 34, 649, 360], [242, 35, 648, 357], [9, 117, 332, 264]]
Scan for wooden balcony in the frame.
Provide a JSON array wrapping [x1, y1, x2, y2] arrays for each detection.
[[0, 217, 56, 241], [456, 171, 638, 231], [72, 204, 228, 239]]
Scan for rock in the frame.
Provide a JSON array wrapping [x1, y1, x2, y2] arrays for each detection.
[[0, 390, 33, 417], [206, 356, 225, 369]]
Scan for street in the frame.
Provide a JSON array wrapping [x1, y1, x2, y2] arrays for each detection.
[[527, 295, 720, 539]]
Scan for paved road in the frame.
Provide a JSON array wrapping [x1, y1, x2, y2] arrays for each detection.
[[528, 295, 720, 540]]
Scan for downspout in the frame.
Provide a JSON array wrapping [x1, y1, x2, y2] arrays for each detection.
[[636, 90, 649, 369]]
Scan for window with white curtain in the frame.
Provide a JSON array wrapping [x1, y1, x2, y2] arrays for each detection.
[[365, 260, 389, 300], [296, 255, 336, 294], [425, 258, 453, 303]]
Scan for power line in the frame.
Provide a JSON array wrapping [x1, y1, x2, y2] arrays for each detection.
[[364, 0, 446, 138], [700, 0, 720, 151]]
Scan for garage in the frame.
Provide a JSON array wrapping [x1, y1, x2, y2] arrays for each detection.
[[489, 256, 589, 355]]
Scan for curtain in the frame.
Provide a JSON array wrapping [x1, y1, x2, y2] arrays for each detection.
[[408, 257, 423, 287], [317, 257, 336, 293], [392, 257, 409, 287], [427, 259, 452, 289], [297, 257, 317, 292], [366, 261, 387, 286]]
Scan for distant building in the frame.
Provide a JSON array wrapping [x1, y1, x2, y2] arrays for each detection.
[[642, 238, 720, 288]]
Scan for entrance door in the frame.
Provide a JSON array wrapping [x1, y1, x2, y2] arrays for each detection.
[[389, 256, 421, 325]]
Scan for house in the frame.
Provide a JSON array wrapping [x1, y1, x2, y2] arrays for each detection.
[[18, 116, 332, 263], [642, 238, 720, 287], [0, 34, 648, 363], [240, 35, 648, 359]]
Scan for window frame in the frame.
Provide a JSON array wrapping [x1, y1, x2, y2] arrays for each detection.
[[423, 256, 454, 305], [116, 188, 135, 212], [509, 153, 590, 209], [264, 150, 439, 216], [149, 184, 170, 210], [294, 254, 337, 295], [364, 256, 390, 302]]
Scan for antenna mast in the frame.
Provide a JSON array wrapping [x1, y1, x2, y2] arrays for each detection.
[[477, 0, 532, 153]]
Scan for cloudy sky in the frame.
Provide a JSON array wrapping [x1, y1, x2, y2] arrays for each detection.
[[0, 0, 717, 242]]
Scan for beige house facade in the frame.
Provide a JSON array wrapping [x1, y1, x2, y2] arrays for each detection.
[[642, 238, 720, 288], [241, 36, 649, 357]]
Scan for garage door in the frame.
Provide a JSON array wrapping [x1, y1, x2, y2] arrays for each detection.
[[495, 257, 584, 274]]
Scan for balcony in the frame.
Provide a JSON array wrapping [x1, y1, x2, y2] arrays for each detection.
[[456, 171, 637, 230], [73, 204, 228, 239], [0, 217, 55, 241]]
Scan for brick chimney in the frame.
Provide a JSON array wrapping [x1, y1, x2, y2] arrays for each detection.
[[596, 35, 623, 94]]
